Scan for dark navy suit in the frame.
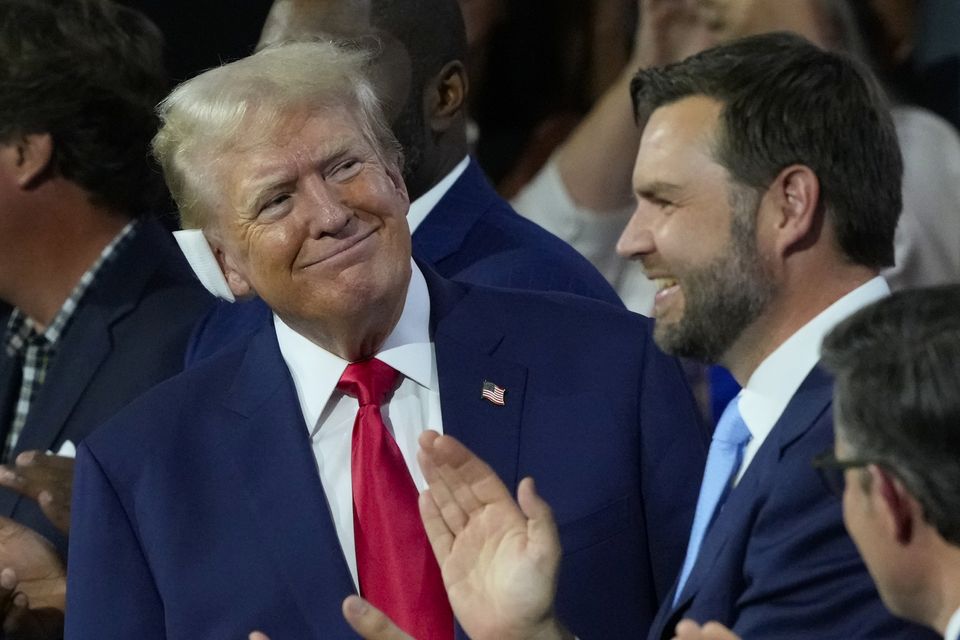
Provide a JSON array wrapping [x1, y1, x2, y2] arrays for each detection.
[[647, 367, 939, 640], [0, 219, 213, 556], [66, 266, 705, 639], [183, 158, 621, 364]]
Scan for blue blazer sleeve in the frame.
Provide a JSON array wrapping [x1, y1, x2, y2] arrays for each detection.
[[638, 339, 707, 603], [66, 443, 166, 640]]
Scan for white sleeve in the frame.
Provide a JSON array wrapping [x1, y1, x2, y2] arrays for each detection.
[[511, 154, 656, 314]]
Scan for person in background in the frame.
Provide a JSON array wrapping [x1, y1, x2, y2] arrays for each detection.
[[0, 0, 213, 636], [514, 0, 960, 314]]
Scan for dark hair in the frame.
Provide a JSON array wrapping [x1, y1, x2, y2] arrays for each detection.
[[371, 0, 466, 96], [0, 0, 167, 216], [821, 284, 960, 546], [631, 31, 903, 269]]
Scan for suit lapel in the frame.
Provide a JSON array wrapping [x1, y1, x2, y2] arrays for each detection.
[[659, 367, 834, 636], [423, 265, 526, 492], [412, 159, 493, 265], [10, 221, 171, 457], [222, 324, 357, 637]]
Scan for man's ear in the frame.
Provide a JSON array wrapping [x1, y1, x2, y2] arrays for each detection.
[[872, 465, 915, 546], [763, 164, 822, 258], [425, 60, 467, 133], [384, 156, 409, 206], [5, 133, 54, 188], [209, 238, 255, 300]]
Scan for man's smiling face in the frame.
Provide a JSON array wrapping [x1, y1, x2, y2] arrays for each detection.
[[617, 95, 775, 364], [210, 104, 412, 339]]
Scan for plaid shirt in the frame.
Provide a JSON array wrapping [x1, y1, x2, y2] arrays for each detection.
[[2, 221, 138, 461]]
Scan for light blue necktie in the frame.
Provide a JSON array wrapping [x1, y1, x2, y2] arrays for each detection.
[[673, 397, 752, 605]]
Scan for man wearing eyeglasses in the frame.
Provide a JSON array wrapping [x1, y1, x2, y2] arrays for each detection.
[[659, 284, 960, 640]]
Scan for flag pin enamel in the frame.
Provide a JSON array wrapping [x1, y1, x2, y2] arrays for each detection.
[[481, 380, 506, 406]]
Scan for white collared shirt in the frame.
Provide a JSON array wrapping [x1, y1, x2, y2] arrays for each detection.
[[405, 155, 470, 233], [734, 277, 890, 482], [274, 260, 443, 588], [946, 606, 960, 640]]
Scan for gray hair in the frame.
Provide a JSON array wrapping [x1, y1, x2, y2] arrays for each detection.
[[822, 285, 960, 546], [152, 40, 401, 229]]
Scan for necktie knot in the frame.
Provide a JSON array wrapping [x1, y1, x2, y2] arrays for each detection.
[[337, 359, 400, 407], [712, 401, 752, 447]]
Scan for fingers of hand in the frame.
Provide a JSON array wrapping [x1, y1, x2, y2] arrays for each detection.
[[341, 595, 413, 640], [0, 453, 73, 502], [517, 478, 560, 558], [419, 490, 455, 566]]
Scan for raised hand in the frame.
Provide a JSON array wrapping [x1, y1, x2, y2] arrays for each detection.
[[0, 517, 66, 640], [416, 431, 572, 640], [0, 517, 64, 612], [635, 0, 718, 68], [0, 452, 73, 535]]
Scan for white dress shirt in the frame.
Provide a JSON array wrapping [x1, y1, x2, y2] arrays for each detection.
[[406, 155, 470, 233], [946, 606, 960, 640], [734, 277, 890, 482], [274, 261, 443, 589]]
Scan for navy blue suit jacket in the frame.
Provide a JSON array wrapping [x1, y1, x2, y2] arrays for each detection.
[[183, 158, 621, 364], [647, 367, 939, 640], [0, 219, 213, 556], [66, 267, 705, 640]]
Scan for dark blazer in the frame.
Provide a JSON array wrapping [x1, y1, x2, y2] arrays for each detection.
[[183, 158, 621, 364], [647, 367, 939, 640], [0, 219, 214, 556], [66, 267, 705, 640]]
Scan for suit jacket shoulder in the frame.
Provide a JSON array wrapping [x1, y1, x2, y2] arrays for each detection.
[[0, 218, 213, 555], [414, 158, 622, 305], [650, 366, 938, 640]]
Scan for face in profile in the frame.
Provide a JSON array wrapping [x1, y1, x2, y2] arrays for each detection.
[[617, 95, 775, 364], [209, 104, 412, 340]]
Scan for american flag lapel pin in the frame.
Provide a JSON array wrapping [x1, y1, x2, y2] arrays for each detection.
[[481, 380, 506, 406]]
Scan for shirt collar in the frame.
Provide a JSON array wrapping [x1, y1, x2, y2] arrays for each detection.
[[405, 155, 470, 233], [4, 220, 137, 357], [946, 606, 960, 640], [274, 259, 434, 430], [738, 276, 890, 442]]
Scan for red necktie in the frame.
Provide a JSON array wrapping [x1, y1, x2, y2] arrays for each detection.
[[337, 359, 453, 639]]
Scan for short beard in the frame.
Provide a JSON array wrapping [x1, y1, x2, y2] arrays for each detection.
[[654, 189, 776, 364]]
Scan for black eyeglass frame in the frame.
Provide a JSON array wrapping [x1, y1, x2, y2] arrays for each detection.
[[811, 450, 877, 497]]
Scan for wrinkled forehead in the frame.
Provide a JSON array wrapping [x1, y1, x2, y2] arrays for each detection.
[[194, 104, 379, 216]]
